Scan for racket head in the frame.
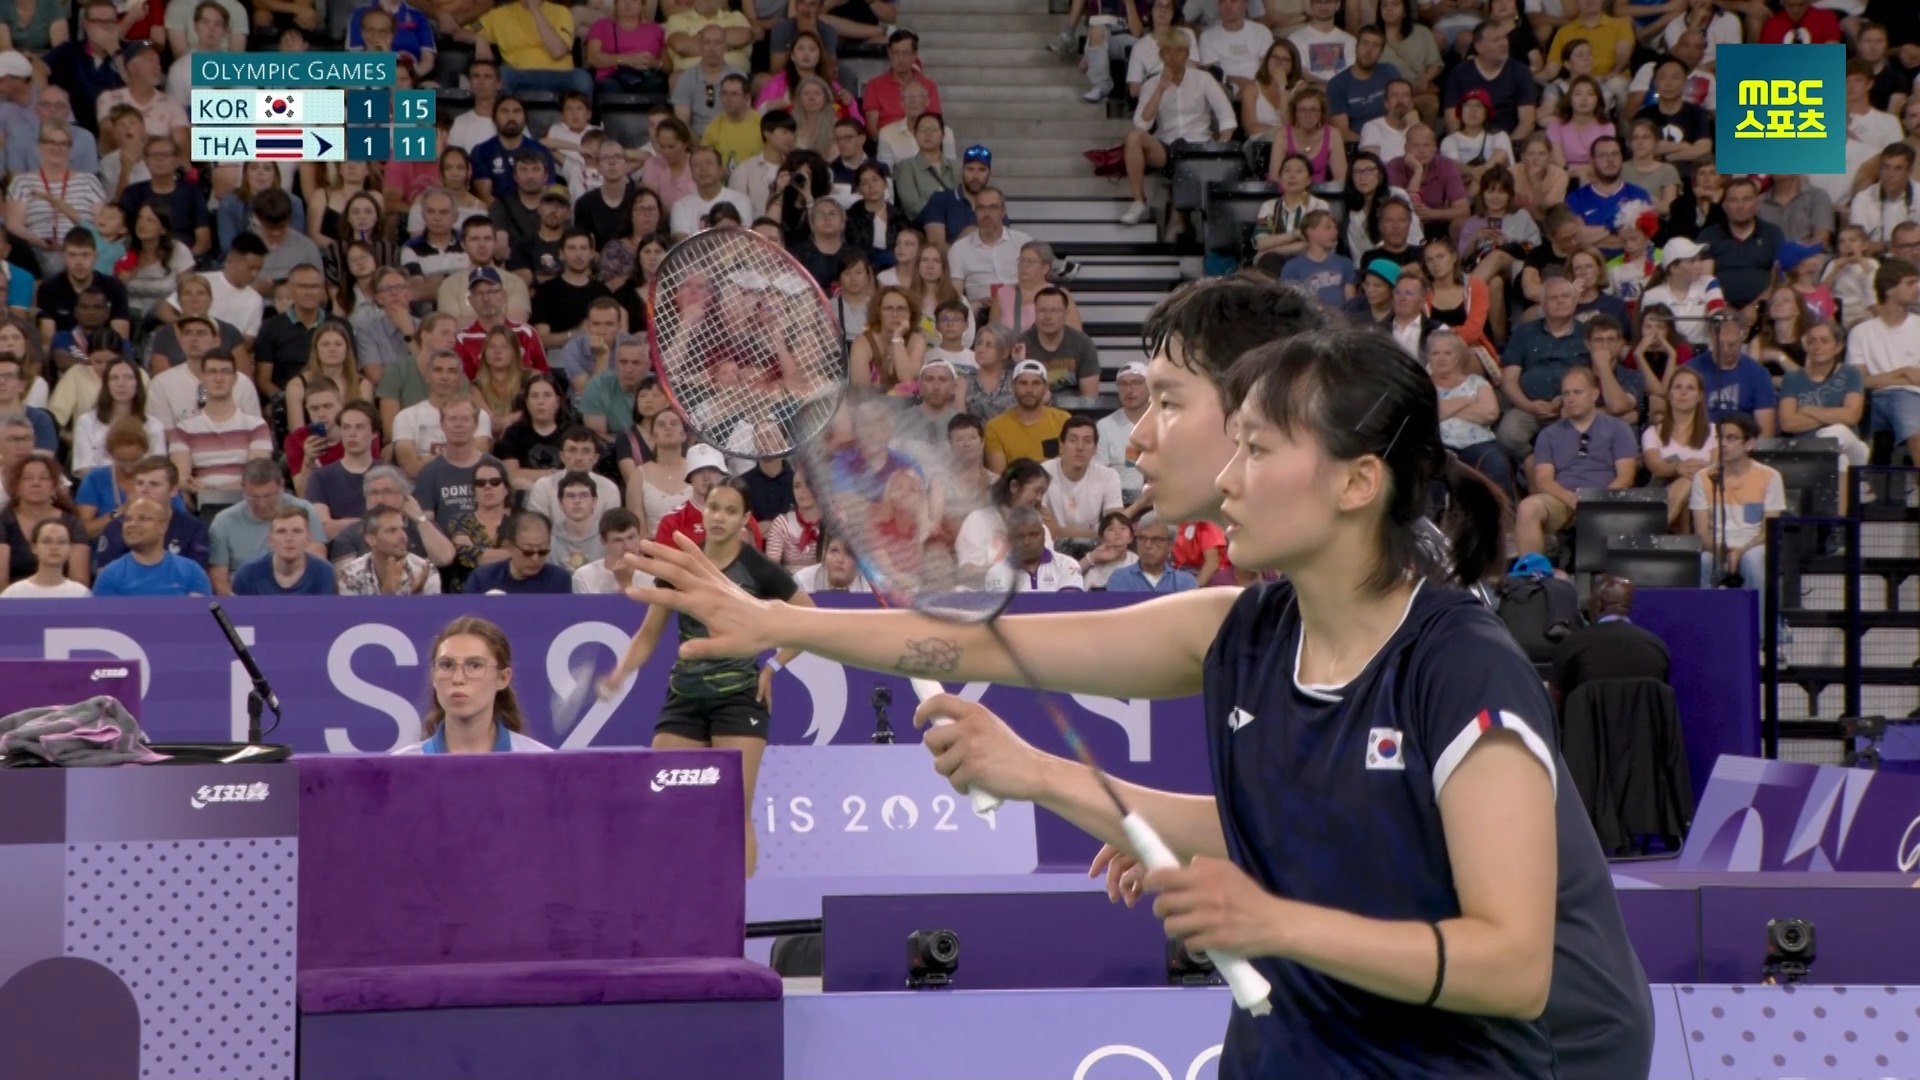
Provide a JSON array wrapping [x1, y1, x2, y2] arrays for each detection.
[[792, 384, 1017, 624], [647, 227, 844, 460], [549, 657, 599, 738]]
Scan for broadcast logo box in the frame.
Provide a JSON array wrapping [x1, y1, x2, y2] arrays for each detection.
[[1716, 44, 1845, 176]]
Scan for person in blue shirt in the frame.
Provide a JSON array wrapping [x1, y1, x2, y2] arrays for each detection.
[[0, 357, 55, 452], [230, 507, 337, 596], [627, 277, 1653, 1080], [395, 616, 553, 754], [1687, 311, 1779, 434], [1104, 516, 1199, 593], [94, 456, 210, 568], [463, 511, 573, 594], [91, 499, 212, 597]]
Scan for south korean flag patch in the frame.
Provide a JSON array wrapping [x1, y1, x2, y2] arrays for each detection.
[[1366, 728, 1406, 770]]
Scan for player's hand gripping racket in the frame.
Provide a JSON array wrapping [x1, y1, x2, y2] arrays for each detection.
[[791, 387, 1271, 1014], [646, 228, 996, 814]]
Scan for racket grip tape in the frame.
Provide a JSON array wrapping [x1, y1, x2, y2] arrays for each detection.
[[1121, 812, 1274, 1017], [909, 678, 1003, 816]]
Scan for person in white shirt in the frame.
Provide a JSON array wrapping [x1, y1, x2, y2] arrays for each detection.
[[1638, 237, 1726, 348], [1120, 32, 1237, 225], [791, 532, 874, 592], [1850, 258, 1920, 462], [1285, 0, 1355, 82], [392, 350, 496, 476], [984, 506, 1086, 592], [146, 317, 265, 429], [669, 146, 754, 239], [158, 240, 265, 344], [1040, 415, 1124, 553], [1094, 361, 1150, 509], [1199, 0, 1274, 92], [1848, 143, 1920, 253], [526, 427, 623, 523], [571, 508, 655, 594], [1359, 78, 1417, 161], [0, 517, 91, 597], [1813, 62, 1903, 208], [946, 188, 1034, 303]]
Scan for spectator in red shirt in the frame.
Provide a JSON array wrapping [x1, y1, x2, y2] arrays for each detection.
[[1170, 518, 1230, 585], [1758, 0, 1843, 44], [653, 443, 766, 548], [454, 267, 549, 378], [862, 30, 942, 136]]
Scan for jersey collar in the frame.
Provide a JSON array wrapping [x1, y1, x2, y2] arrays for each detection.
[[421, 716, 513, 753]]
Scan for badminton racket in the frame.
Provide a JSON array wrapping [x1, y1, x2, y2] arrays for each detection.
[[793, 386, 1271, 1015], [647, 226, 844, 460], [645, 229, 998, 814]]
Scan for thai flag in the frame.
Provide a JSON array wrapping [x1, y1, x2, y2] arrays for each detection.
[[256, 129, 305, 160]]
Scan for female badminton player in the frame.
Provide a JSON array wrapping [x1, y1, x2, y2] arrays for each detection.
[[603, 475, 815, 875], [624, 276, 1653, 1078], [396, 616, 553, 754]]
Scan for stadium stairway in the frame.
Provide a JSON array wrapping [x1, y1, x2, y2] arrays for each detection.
[[916, 0, 1190, 380]]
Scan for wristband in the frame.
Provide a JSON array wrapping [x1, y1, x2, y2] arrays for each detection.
[[1423, 923, 1447, 1008], [766, 658, 784, 673]]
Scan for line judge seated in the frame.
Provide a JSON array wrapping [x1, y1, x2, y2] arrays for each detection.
[[395, 616, 555, 754]]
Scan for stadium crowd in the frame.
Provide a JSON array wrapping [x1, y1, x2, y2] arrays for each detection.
[[1, 0, 1918, 604]]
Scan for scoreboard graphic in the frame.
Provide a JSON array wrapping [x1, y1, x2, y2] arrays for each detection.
[[190, 53, 437, 163]]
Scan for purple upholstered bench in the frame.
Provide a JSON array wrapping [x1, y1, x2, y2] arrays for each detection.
[[296, 751, 782, 1080]]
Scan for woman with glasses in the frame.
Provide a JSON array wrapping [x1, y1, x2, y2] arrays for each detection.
[[397, 616, 552, 754], [990, 241, 1083, 336], [7, 124, 106, 278], [446, 459, 515, 593], [0, 519, 91, 599]]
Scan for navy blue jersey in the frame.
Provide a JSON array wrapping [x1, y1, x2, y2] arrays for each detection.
[[1203, 580, 1653, 1080]]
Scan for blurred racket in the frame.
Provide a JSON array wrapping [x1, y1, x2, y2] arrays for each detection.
[[647, 227, 844, 460], [791, 386, 1271, 1015], [647, 230, 1000, 815], [550, 657, 600, 739]]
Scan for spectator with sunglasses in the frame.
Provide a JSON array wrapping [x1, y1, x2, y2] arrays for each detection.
[[462, 510, 574, 594]]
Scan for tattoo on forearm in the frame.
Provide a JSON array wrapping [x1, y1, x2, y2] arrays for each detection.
[[896, 638, 962, 678]]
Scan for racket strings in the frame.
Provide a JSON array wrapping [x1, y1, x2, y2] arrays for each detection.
[[986, 622, 1135, 820], [650, 229, 844, 458]]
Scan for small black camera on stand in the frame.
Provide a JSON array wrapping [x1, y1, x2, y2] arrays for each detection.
[[871, 684, 895, 744], [1167, 940, 1223, 987], [1762, 918, 1816, 985], [1838, 716, 1886, 770], [907, 929, 959, 989]]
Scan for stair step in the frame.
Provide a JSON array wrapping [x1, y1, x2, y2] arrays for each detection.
[[925, 45, 1062, 67], [926, 64, 1088, 87], [1010, 198, 1142, 222], [1062, 290, 1170, 305], [995, 175, 1136, 199], [985, 156, 1108, 178], [1097, 344, 1150, 367], [974, 136, 1125, 160], [942, 83, 1090, 103], [1076, 263, 1185, 284], [926, 0, 1063, 12], [1025, 221, 1162, 244], [959, 116, 1133, 139], [907, 12, 1059, 32], [943, 99, 1108, 121]]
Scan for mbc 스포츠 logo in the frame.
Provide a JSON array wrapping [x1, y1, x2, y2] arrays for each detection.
[[1715, 44, 1845, 176]]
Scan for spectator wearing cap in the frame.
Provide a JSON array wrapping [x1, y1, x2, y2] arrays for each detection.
[[462, 511, 574, 594], [1095, 361, 1150, 508], [652, 443, 766, 549], [948, 188, 1036, 305], [42, 2, 128, 133], [1699, 177, 1785, 314], [921, 146, 995, 251], [896, 357, 963, 447], [1639, 236, 1725, 348], [1344, 257, 1398, 323], [864, 30, 943, 136], [509, 184, 576, 284], [470, 97, 556, 203], [490, 154, 564, 259], [1497, 273, 1590, 458], [454, 268, 549, 380], [670, 146, 754, 240], [97, 43, 190, 160], [471, 0, 591, 98], [1441, 20, 1538, 140], [1850, 143, 1920, 255], [983, 360, 1071, 472], [1120, 31, 1236, 227]]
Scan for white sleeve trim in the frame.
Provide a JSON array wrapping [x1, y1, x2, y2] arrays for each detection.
[[1431, 709, 1558, 800]]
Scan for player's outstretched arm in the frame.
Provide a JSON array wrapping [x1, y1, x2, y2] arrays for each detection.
[[629, 533, 1241, 701]]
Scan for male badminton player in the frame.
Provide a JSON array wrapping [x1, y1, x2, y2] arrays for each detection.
[[601, 475, 815, 875], [626, 275, 1654, 1078]]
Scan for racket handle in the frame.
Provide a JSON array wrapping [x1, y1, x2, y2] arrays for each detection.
[[909, 678, 1003, 816], [1121, 812, 1274, 1017]]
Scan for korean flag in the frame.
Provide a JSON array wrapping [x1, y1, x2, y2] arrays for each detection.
[[1366, 728, 1406, 770]]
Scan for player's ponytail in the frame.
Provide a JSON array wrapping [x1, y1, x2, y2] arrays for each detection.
[[1434, 450, 1508, 589]]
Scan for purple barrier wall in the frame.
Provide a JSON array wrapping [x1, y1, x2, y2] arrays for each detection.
[[0, 659, 141, 720], [1679, 756, 1920, 873], [1696, 883, 1920, 984], [0, 591, 1759, 868], [0, 763, 296, 1080]]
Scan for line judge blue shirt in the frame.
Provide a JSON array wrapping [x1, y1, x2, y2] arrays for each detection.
[[393, 717, 553, 754]]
